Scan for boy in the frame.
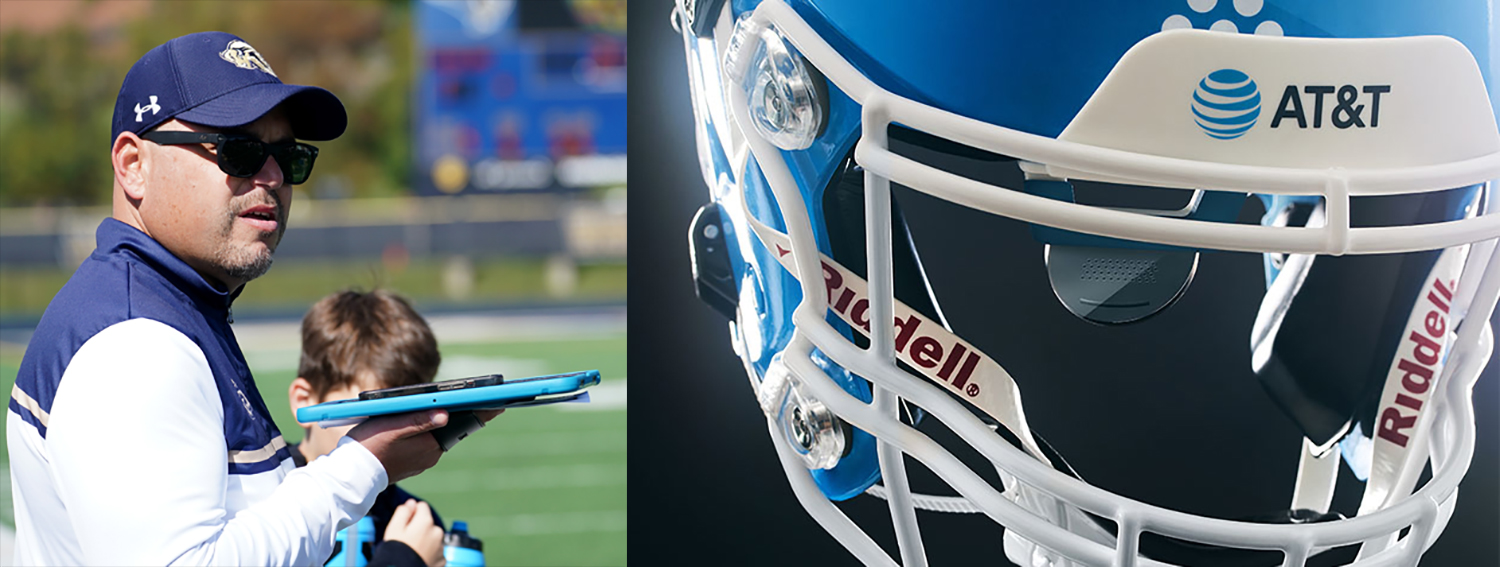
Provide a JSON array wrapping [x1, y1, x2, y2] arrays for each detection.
[[289, 290, 449, 567]]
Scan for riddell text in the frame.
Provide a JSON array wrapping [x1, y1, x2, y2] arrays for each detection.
[[1376, 278, 1456, 448], [823, 262, 981, 396]]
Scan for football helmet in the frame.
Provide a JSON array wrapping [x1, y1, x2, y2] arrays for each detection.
[[677, 0, 1500, 565]]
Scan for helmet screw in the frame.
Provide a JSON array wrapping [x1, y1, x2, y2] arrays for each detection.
[[791, 406, 813, 449]]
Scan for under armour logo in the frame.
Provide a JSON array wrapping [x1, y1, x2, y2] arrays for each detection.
[[134, 96, 161, 122]]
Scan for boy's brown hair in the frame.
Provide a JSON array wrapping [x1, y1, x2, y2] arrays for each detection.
[[297, 289, 441, 398]]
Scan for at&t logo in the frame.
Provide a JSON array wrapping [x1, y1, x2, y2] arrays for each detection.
[[1191, 68, 1261, 139]]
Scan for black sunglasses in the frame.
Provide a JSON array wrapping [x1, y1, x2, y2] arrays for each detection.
[[140, 131, 319, 185]]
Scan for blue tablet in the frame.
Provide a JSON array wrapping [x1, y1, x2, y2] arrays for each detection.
[[297, 370, 601, 425]]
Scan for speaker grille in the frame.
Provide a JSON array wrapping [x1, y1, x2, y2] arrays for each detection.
[[1080, 258, 1158, 283]]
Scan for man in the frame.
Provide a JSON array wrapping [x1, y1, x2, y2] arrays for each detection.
[[6, 32, 471, 565]]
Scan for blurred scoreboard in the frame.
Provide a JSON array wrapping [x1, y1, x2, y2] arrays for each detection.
[[416, 0, 626, 195]]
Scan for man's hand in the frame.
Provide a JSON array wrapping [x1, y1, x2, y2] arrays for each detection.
[[347, 410, 449, 484], [385, 499, 446, 567]]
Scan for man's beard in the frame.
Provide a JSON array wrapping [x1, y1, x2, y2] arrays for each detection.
[[218, 244, 275, 283], [214, 196, 285, 284]]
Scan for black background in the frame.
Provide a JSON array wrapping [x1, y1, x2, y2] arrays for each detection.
[[626, 1, 1500, 564]]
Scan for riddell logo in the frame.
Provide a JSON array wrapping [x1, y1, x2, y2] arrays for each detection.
[[1376, 278, 1456, 448], [823, 262, 983, 397]]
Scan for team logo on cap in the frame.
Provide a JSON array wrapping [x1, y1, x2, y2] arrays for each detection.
[[219, 40, 277, 78], [1191, 69, 1261, 140]]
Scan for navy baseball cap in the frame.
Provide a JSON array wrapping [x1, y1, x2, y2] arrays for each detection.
[[111, 31, 346, 145]]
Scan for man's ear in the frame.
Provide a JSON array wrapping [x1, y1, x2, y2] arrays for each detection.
[[112, 132, 148, 201], [289, 377, 318, 415]]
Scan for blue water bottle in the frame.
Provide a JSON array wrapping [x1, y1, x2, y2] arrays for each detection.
[[326, 516, 376, 567], [443, 521, 485, 567]]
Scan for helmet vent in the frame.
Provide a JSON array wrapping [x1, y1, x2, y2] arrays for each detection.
[[1081, 258, 1159, 284]]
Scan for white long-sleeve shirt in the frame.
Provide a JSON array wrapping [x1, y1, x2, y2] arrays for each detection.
[[7, 219, 388, 565]]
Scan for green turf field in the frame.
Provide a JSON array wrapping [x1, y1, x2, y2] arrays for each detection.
[[0, 324, 627, 567]]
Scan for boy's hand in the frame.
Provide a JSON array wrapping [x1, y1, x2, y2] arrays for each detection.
[[386, 499, 446, 567], [347, 410, 449, 483]]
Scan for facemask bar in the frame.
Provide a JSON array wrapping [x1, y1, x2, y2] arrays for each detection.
[[725, 2, 1500, 258], [864, 124, 928, 567], [720, 0, 1500, 565]]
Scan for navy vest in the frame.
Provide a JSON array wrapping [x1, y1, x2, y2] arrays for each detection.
[[10, 218, 287, 474]]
